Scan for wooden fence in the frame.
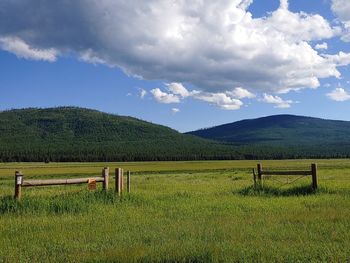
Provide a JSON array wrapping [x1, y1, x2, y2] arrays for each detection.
[[115, 168, 131, 196], [14, 167, 131, 200], [253, 163, 318, 190]]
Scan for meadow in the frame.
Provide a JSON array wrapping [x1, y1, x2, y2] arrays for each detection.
[[0, 160, 349, 262]]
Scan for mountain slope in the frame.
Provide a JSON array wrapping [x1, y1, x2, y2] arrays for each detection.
[[0, 107, 239, 162], [187, 114, 350, 147], [2, 109, 350, 162]]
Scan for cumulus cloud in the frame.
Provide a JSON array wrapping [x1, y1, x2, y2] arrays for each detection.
[[150, 82, 300, 110], [0, 36, 57, 62], [150, 88, 181, 104], [0, 0, 349, 96], [331, 0, 350, 20], [171, 108, 180, 114], [325, 52, 350, 66], [332, 0, 350, 42], [166, 83, 193, 98], [226, 87, 255, 99], [79, 49, 106, 64], [261, 94, 294, 108], [194, 92, 243, 110], [150, 83, 254, 110], [327, 87, 350, 101], [315, 42, 328, 50], [139, 88, 147, 99], [279, 0, 289, 10]]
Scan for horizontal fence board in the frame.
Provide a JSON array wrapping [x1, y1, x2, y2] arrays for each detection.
[[22, 177, 104, 187], [261, 171, 312, 176]]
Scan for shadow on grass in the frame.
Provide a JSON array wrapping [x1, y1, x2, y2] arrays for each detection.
[[237, 185, 323, 197], [0, 190, 145, 215]]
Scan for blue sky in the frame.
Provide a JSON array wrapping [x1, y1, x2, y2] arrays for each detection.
[[1, 0, 350, 132]]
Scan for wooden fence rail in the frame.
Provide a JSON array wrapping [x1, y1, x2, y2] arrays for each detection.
[[22, 177, 106, 187], [14, 167, 110, 200], [253, 163, 318, 190], [14, 167, 132, 200]]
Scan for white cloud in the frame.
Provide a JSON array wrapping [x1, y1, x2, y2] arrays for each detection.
[[166, 83, 192, 98], [327, 87, 350, 101], [279, 0, 289, 10], [0, 36, 57, 62], [268, 4, 335, 42], [332, 0, 350, 21], [325, 52, 350, 66], [315, 42, 328, 50], [0, 0, 349, 96], [332, 0, 350, 42], [226, 87, 255, 99], [194, 92, 243, 110], [139, 89, 147, 99], [261, 94, 294, 108], [150, 88, 180, 104], [171, 108, 180, 114], [79, 49, 106, 64], [150, 82, 301, 110], [150, 82, 244, 110]]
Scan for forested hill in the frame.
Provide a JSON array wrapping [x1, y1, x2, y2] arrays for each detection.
[[2, 108, 350, 162], [187, 114, 350, 147], [0, 107, 240, 162]]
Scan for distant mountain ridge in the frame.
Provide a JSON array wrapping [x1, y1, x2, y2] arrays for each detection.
[[1, 108, 350, 162], [0, 107, 239, 162], [187, 114, 350, 147]]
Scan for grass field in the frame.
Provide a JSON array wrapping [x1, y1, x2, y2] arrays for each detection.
[[0, 160, 350, 262]]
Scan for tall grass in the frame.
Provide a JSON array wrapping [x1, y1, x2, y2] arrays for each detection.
[[0, 160, 350, 262], [0, 190, 127, 215]]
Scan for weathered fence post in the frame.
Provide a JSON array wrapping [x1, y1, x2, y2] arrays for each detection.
[[121, 168, 124, 191], [311, 164, 318, 190], [127, 171, 131, 193], [252, 169, 257, 189], [14, 171, 23, 200], [102, 167, 109, 190], [115, 168, 122, 195], [257, 164, 262, 188]]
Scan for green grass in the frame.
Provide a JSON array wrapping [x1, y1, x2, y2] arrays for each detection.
[[0, 160, 350, 262]]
